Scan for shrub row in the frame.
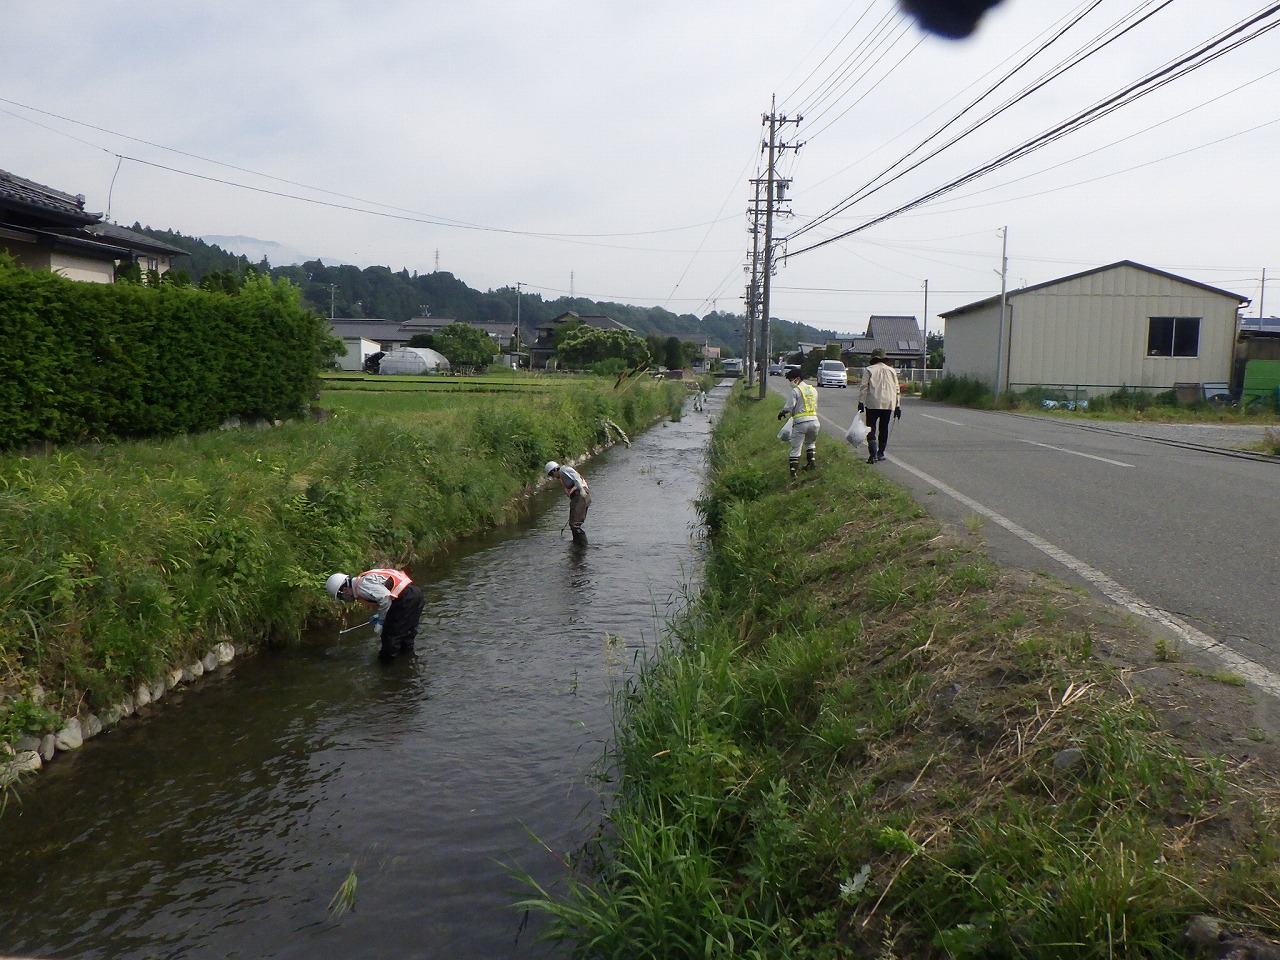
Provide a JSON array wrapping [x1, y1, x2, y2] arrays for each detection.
[[0, 259, 328, 451]]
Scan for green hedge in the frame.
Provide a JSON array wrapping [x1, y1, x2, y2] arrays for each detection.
[[0, 260, 326, 451]]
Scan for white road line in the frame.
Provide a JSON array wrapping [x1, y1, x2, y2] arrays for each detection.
[[1017, 439, 1135, 468], [892, 457, 1280, 699], [921, 413, 967, 427]]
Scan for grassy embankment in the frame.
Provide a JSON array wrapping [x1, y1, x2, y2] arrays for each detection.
[[0, 372, 688, 752], [925, 375, 1280, 424], [524, 384, 1280, 958]]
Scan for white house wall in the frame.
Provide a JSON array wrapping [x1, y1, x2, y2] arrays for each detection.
[[2, 237, 112, 284], [1007, 264, 1238, 393], [338, 337, 380, 371], [48, 250, 114, 284]]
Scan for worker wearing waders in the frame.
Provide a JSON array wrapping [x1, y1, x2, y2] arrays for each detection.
[[545, 460, 590, 542], [326, 568, 424, 662], [777, 367, 819, 478]]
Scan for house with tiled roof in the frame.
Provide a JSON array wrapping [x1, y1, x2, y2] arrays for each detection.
[[530, 311, 636, 370], [0, 169, 186, 282], [402, 317, 517, 348], [327, 318, 431, 371], [835, 315, 927, 369], [84, 222, 187, 277]]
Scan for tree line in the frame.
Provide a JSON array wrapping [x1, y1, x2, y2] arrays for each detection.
[[126, 225, 843, 358]]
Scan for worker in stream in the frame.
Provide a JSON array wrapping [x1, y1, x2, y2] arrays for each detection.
[[545, 460, 591, 543], [326, 568, 424, 662]]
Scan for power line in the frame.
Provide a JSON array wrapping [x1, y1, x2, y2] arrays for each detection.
[[785, 4, 1280, 260], [0, 95, 737, 242], [789, 0, 1155, 244]]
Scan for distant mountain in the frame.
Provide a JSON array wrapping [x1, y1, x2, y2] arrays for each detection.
[[200, 234, 332, 267]]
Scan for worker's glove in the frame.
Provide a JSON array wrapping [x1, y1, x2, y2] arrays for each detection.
[[368, 614, 382, 627], [893, 407, 902, 420], [777, 410, 787, 421], [857, 403, 865, 413]]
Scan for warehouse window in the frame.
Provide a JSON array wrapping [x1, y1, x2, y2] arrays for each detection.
[[1147, 317, 1200, 357]]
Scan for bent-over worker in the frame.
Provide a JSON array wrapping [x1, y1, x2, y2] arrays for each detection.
[[545, 460, 591, 542], [326, 568, 424, 662]]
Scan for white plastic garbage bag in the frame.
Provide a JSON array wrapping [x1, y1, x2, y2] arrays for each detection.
[[845, 411, 868, 448], [777, 419, 793, 442]]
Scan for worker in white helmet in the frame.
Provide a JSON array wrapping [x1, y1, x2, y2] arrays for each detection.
[[544, 460, 591, 542], [325, 568, 423, 662]]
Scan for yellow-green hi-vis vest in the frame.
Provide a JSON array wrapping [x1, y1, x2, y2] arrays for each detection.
[[795, 382, 818, 418]]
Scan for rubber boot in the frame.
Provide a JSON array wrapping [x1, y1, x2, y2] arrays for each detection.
[[789, 458, 799, 479], [804, 449, 816, 471], [866, 442, 878, 465]]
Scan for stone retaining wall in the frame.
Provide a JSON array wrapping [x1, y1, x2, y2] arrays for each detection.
[[1, 641, 238, 787]]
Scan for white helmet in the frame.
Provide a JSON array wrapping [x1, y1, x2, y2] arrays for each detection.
[[544, 460, 560, 476], [325, 573, 351, 600]]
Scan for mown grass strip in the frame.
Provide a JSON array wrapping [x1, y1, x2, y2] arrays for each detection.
[[524, 384, 1280, 959]]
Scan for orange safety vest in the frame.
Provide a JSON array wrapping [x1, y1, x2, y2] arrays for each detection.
[[355, 568, 414, 602]]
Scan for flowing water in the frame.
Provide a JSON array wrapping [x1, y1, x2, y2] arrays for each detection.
[[0, 385, 723, 960]]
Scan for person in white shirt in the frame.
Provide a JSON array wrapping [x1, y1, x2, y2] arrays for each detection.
[[857, 350, 902, 464]]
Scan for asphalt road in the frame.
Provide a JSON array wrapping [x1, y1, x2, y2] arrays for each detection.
[[765, 375, 1280, 691]]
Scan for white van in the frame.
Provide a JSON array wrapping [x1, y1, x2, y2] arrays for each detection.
[[816, 359, 848, 388]]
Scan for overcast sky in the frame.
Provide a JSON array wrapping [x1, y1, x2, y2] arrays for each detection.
[[3, 1, 1278, 336]]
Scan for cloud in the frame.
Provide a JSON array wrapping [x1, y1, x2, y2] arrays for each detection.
[[2, 0, 1276, 331]]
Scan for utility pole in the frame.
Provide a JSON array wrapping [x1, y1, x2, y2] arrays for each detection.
[[995, 226, 1009, 395], [921, 278, 929, 376], [1260, 268, 1267, 325], [744, 176, 764, 386], [329, 283, 336, 320], [756, 98, 801, 401], [516, 282, 525, 367]]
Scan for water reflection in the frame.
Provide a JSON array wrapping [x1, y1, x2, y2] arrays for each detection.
[[0, 386, 723, 960]]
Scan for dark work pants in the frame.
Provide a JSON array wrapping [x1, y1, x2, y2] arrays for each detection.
[[569, 490, 591, 534], [380, 584, 424, 658], [866, 408, 892, 456]]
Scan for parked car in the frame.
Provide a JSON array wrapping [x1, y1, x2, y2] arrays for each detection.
[[816, 359, 848, 388], [768, 362, 784, 376]]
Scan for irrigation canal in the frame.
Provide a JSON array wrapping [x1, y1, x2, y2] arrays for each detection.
[[0, 384, 724, 960]]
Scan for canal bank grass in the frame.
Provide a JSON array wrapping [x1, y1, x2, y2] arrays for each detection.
[[524, 385, 1280, 958], [0, 377, 686, 752]]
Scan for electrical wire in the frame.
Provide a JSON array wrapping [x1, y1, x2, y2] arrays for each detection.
[[789, 0, 1162, 243], [0, 95, 737, 242], [785, 4, 1280, 260]]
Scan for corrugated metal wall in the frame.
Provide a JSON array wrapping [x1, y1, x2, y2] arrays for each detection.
[[943, 264, 1241, 394], [942, 304, 1002, 384]]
